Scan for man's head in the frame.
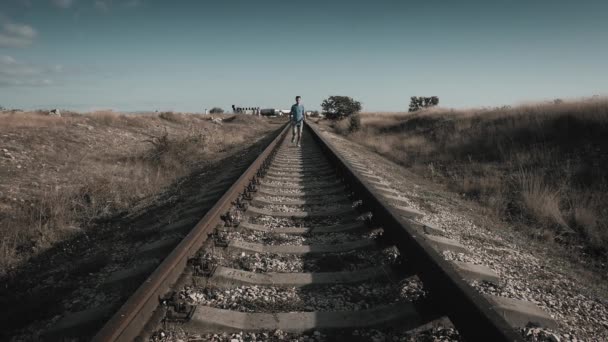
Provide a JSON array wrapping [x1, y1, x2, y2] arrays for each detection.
[[296, 96, 301, 104]]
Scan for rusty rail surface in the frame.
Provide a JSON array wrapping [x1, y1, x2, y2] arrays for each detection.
[[306, 122, 523, 342], [92, 123, 290, 342]]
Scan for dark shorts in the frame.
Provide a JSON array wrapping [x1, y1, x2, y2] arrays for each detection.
[[292, 121, 303, 134]]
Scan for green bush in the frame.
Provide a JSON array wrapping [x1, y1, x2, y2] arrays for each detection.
[[409, 96, 439, 112], [321, 96, 362, 120]]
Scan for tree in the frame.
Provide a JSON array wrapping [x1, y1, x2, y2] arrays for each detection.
[[321, 96, 362, 120], [408, 96, 439, 112], [209, 107, 224, 114]]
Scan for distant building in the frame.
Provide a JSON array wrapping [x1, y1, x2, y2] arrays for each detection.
[[259, 109, 275, 116]]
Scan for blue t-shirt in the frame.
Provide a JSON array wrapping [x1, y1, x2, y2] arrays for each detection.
[[291, 104, 305, 122]]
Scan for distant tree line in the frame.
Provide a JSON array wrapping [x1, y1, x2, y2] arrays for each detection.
[[409, 96, 439, 112]]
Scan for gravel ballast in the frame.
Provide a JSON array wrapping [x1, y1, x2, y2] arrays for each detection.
[[317, 125, 608, 341], [191, 246, 401, 274], [249, 215, 360, 229], [220, 229, 378, 246], [151, 326, 462, 342], [180, 280, 418, 313]]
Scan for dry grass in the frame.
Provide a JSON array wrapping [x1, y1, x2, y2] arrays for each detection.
[[331, 118, 351, 135], [329, 98, 608, 256], [158, 111, 185, 124], [0, 111, 274, 274], [517, 170, 571, 232]]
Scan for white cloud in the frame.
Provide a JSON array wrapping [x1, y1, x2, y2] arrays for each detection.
[[52, 0, 75, 9], [3, 22, 37, 39], [0, 65, 39, 77], [0, 78, 53, 87], [0, 55, 40, 76], [0, 21, 37, 48], [0, 56, 59, 88], [0, 34, 32, 48], [0, 55, 17, 64]]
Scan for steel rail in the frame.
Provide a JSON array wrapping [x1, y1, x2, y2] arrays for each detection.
[[92, 119, 524, 341], [305, 122, 523, 342], [92, 123, 290, 342]]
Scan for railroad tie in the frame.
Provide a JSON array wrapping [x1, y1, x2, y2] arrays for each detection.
[[89, 123, 552, 342]]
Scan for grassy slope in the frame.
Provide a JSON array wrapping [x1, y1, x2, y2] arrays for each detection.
[[330, 99, 608, 260], [0, 110, 274, 275]]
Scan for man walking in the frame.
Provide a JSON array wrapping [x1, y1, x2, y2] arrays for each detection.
[[290, 95, 305, 147]]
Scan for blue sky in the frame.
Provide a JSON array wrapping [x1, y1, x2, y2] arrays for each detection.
[[0, 0, 606, 112]]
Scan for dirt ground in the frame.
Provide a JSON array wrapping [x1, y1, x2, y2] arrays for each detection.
[[0, 110, 285, 339]]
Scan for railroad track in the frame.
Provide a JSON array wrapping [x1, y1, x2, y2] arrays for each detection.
[[46, 121, 556, 341]]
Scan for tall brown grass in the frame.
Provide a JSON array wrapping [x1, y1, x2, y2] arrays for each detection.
[[0, 111, 273, 274], [330, 98, 608, 256], [517, 170, 571, 232]]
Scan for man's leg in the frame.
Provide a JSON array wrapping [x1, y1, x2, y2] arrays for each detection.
[[291, 123, 296, 143], [296, 123, 303, 146]]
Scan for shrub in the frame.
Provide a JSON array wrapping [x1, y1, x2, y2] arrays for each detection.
[[517, 170, 572, 233], [142, 128, 208, 167], [331, 118, 351, 135], [321, 96, 362, 120], [143, 129, 171, 161], [90, 111, 121, 126], [349, 114, 361, 132], [210, 107, 224, 114], [409, 96, 439, 112], [159, 111, 183, 123]]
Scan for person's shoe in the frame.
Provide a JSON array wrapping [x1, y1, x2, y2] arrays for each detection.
[[297, 143, 301, 147], [291, 138, 295, 144]]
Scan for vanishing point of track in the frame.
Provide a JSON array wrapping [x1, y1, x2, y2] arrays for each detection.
[[49, 121, 557, 341]]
